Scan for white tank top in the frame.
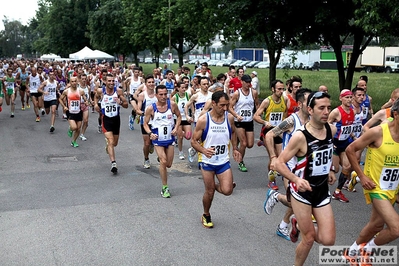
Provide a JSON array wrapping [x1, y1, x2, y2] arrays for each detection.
[[29, 74, 41, 93], [234, 89, 255, 122], [198, 112, 231, 165], [43, 80, 58, 101], [151, 100, 175, 143], [194, 91, 212, 122], [140, 91, 157, 125], [175, 92, 189, 121], [129, 77, 141, 95]]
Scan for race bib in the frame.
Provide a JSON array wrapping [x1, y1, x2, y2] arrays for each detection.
[[158, 125, 172, 141], [209, 144, 227, 164], [269, 112, 283, 126], [351, 122, 363, 138], [379, 167, 399, 191], [69, 100, 81, 114], [104, 102, 118, 117], [311, 147, 333, 176], [240, 109, 252, 122], [338, 125, 352, 140]]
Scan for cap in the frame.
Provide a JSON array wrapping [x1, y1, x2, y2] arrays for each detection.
[[251, 71, 257, 76], [241, 74, 252, 83]]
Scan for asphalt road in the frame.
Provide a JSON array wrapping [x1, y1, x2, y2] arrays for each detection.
[[0, 102, 398, 266]]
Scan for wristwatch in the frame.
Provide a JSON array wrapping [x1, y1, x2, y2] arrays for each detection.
[[147, 132, 152, 136]]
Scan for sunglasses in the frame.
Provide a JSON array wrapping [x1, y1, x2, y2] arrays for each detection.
[[308, 91, 330, 106]]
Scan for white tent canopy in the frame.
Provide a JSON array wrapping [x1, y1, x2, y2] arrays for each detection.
[[40, 53, 61, 60], [69, 46, 93, 60], [69, 46, 114, 60], [84, 50, 114, 60]]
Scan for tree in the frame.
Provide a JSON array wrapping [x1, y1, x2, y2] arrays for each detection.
[[219, 0, 315, 87], [87, 0, 135, 64], [33, 0, 99, 57], [0, 18, 24, 57]]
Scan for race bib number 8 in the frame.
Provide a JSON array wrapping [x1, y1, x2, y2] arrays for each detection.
[[158, 125, 172, 141], [379, 167, 399, 191]]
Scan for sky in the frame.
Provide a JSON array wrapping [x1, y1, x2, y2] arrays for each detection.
[[1, 0, 39, 30]]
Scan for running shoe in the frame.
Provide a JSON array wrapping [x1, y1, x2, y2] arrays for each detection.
[[80, 134, 87, 141], [63, 114, 67, 119], [36, 116, 40, 122], [71, 141, 79, 148], [67, 128, 73, 138], [201, 214, 213, 228], [179, 151, 185, 160], [26, 104, 30, 109], [111, 162, 118, 174], [41, 109, 45, 115], [238, 162, 248, 172], [21, 106, 25, 110], [0, 106, 2, 112], [276, 225, 291, 241], [268, 181, 279, 190], [50, 126, 55, 133], [289, 215, 300, 243], [161, 186, 171, 198], [257, 140, 264, 147], [188, 147, 196, 163], [264, 189, 279, 215], [149, 144, 154, 154], [332, 191, 349, 203], [143, 159, 150, 169], [348, 171, 360, 192], [97, 125, 102, 133]]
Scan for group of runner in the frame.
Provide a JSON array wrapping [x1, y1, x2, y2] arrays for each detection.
[[2, 58, 398, 266]]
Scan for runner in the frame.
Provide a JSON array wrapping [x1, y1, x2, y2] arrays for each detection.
[[254, 79, 288, 189], [184, 76, 213, 162], [170, 81, 192, 160], [26, 67, 44, 122], [328, 89, 355, 203], [136, 75, 158, 169], [94, 74, 128, 173], [15, 64, 30, 110], [143, 84, 181, 197], [2, 68, 18, 117], [38, 70, 58, 132], [274, 91, 337, 266], [345, 98, 399, 265], [229, 74, 259, 172], [263, 88, 312, 241], [59, 76, 89, 147], [191, 91, 241, 228], [78, 73, 91, 141]]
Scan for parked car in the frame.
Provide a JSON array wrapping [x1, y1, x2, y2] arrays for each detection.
[[207, 59, 219, 66], [222, 59, 236, 66], [255, 61, 270, 68], [245, 61, 260, 68], [231, 60, 244, 67]]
